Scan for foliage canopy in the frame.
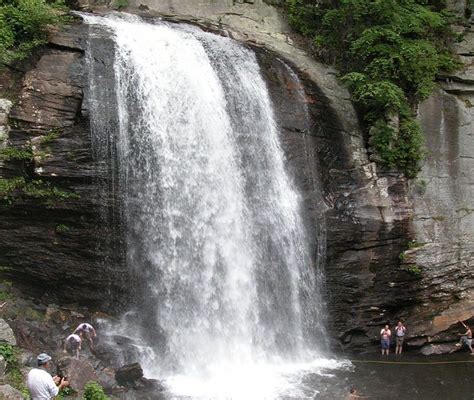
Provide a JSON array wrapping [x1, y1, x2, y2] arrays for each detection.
[[287, 0, 460, 177], [0, 0, 66, 64]]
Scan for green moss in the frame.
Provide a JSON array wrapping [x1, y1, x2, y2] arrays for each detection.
[[0, 177, 26, 202], [416, 178, 428, 194], [286, 0, 461, 178], [0, 146, 33, 162], [407, 264, 422, 277], [407, 239, 424, 249], [0, 291, 12, 301], [399, 251, 407, 262], [24, 307, 43, 321], [0, 177, 80, 204], [113, 0, 128, 10], [432, 215, 445, 221], [40, 129, 59, 145], [55, 224, 70, 233]]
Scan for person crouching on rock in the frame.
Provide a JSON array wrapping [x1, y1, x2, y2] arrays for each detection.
[[63, 333, 82, 358], [455, 320, 474, 355], [380, 324, 391, 355], [74, 323, 97, 349], [27, 353, 69, 400]]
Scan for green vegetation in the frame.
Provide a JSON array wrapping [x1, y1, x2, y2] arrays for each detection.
[[0, 290, 12, 301], [286, 0, 461, 177], [0, 344, 30, 398], [0, 177, 79, 204], [113, 0, 128, 10], [57, 387, 75, 399], [55, 224, 70, 233], [0, 146, 33, 161], [0, 343, 16, 365], [83, 381, 110, 400], [0, 0, 67, 65], [40, 129, 60, 145], [399, 251, 407, 262], [407, 264, 422, 276], [407, 239, 424, 249]]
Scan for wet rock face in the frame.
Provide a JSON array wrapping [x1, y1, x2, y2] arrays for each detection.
[[0, 24, 129, 311], [257, 10, 474, 351], [1, 5, 473, 355]]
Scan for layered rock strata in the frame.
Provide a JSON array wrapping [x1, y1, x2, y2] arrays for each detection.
[[0, 24, 129, 310], [0, 0, 473, 354]]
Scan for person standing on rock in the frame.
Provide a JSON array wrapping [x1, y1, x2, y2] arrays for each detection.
[[394, 321, 407, 355], [380, 324, 391, 355], [27, 353, 69, 400], [63, 333, 82, 358], [74, 323, 97, 349], [455, 320, 474, 354]]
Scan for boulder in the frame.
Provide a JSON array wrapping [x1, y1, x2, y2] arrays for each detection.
[[0, 384, 23, 400], [420, 343, 459, 355], [0, 355, 6, 377], [0, 319, 16, 345], [56, 357, 98, 392], [17, 350, 35, 367], [115, 363, 143, 386], [95, 367, 117, 393], [93, 335, 142, 368]]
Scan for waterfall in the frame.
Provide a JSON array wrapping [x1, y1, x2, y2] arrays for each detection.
[[83, 13, 337, 399]]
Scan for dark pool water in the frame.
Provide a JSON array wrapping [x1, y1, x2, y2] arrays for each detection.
[[302, 352, 474, 400]]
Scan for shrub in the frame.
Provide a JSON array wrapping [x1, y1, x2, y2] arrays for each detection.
[[286, 0, 461, 178], [0, 344, 30, 398], [83, 381, 109, 400], [0, 0, 67, 65]]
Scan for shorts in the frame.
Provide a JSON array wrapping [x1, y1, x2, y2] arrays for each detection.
[[462, 336, 472, 347], [381, 338, 390, 350], [396, 336, 404, 346], [66, 340, 80, 352], [80, 331, 92, 341]]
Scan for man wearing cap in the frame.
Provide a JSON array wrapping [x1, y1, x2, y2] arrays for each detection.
[[27, 353, 69, 399]]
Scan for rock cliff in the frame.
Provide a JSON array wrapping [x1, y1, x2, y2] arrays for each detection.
[[0, 0, 473, 354], [0, 24, 129, 310]]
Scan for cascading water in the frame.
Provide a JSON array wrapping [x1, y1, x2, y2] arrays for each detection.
[[83, 13, 344, 399]]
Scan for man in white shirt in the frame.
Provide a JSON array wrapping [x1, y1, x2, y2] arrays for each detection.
[[74, 323, 97, 349], [27, 353, 69, 400]]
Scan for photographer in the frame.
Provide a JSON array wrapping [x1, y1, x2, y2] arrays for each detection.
[[27, 353, 69, 399]]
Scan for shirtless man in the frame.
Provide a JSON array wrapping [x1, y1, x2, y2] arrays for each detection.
[[394, 321, 407, 355], [380, 325, 391, 355], [73, 323, 97, 349], [456, 320, 473, 354], [63, 333, 82, 358]]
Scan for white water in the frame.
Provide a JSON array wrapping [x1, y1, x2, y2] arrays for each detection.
[[84, 13, 340, 399]]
